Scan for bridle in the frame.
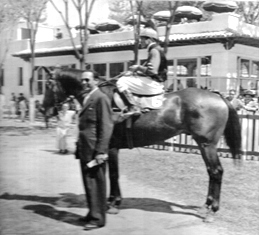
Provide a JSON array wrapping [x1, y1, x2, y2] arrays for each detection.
[[47, 79, 67, 112]]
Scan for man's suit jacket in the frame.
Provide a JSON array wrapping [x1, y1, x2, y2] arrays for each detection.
[[77, 88, 114, 163]]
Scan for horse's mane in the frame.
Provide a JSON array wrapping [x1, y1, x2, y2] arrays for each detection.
[[55, 68, 84, 95], [56, 68, 83, 80]]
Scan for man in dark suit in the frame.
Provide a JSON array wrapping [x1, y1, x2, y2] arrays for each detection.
[[76, 70, 114, 230]]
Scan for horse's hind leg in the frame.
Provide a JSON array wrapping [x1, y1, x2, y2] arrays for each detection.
[[107, 148, 122, 214], [197, 142, 224, 222]]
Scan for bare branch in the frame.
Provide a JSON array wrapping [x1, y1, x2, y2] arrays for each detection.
[[49, 0, 81, 60]]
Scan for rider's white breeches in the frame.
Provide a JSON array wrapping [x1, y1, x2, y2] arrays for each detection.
[[117, 74, 164, 95]]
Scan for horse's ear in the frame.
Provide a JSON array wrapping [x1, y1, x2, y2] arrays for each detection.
[[85, 64, 91, 70]]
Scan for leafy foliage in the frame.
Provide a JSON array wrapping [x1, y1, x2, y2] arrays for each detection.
[[236, 1, 259, 25], [108, 0, 131, 23]]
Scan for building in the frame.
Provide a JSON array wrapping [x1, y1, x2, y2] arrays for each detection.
[[2, 12, 259, 103]]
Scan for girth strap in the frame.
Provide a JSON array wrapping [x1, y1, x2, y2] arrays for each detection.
[[126, 118, 134, 149]]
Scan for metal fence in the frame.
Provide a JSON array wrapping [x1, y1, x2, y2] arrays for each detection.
[[145, 110, 259, 161]]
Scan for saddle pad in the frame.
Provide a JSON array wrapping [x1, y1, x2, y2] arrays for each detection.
[[135, 94, 164, 109], [113, 92, 164, 110]]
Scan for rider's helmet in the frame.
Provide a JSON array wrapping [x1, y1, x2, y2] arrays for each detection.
[[139, 27, 158, 40]]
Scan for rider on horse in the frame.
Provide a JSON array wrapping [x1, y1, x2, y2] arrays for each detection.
[[116, 27, 168, 116]]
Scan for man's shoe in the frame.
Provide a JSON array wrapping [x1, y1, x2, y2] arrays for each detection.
[[84, 223, 103, 230]]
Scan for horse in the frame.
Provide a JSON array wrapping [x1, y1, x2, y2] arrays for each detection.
[[44, 68, 242, 222]]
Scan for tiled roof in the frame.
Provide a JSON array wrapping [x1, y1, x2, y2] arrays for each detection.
[[88, 39, 135, 48], [165, 30, 235, 41], [13, 29, 259, 57]]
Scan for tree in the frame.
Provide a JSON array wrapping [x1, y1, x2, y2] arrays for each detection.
[[108, 0, 131, 23], [0, 0, 19, 95], [129, 0, 143, 64], [236, 1, 259, 26], [50, 0, 96, 69], [9, 0, 48, 97], [9, 0, 48, 123]]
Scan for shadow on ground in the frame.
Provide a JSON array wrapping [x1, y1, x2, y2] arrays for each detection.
[[0, 192, 202, 226]]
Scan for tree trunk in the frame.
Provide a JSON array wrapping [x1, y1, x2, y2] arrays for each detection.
[[29, 54, 35, 123]]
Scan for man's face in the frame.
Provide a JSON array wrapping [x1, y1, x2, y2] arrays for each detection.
[[140, 37, 149, 48], [81, 71, 97, 91]]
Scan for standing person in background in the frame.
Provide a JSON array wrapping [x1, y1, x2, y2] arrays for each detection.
[[18, 93, 27, 122], [56, 103, 76, 154], [226, 89, 245, 111], [75, 70, 114, 230], [9, 93, 16, 119]]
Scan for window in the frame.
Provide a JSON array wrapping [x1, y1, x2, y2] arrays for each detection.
[[21, 28, 31, 39], [93, 63, 106, 77], [166, 57, 211, 90], [18, 67, 23, 86], [110, 62, 124, 78], [0, 68, 4, 86], [252, 61, 259, 79], [240, 59, 249, 78], [37, 68, 44, 95], [238, 58, 259, 91], [200, 56, 211, 76], [199, 56, 211, 89], [177, 58, 197, 77]]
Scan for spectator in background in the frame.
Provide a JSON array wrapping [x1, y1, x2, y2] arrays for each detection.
[[9, 93, 17, 119], [226, 89, 246, 111], [56, 103, 76, 154], [18, 93, 28, 122]]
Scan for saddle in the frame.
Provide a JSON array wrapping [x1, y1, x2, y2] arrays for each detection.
[[98, 79, 165, 149], [98, 79, 165, 120]]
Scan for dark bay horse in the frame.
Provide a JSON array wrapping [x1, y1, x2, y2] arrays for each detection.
[[45, 68, 241, 222]]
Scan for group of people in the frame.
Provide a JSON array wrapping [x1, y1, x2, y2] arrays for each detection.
[[226, 89, 258, 113]]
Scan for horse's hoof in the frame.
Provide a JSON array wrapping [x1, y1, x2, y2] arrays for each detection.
[[203, 211, 215, 223], [197, 205, 209, 218], [107, 206, 119, 214]]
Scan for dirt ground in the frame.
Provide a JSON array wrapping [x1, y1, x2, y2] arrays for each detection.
[[0, 118, 258, 235]]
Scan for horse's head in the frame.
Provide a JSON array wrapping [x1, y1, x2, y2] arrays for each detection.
[[42, 68, 85, 116]]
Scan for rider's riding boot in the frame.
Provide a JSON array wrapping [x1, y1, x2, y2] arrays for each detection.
[[120, 90, 141, 116]]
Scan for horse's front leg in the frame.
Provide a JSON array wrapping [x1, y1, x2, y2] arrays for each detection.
[[107, 147, 122, 214], [197, 143, 224, 223]]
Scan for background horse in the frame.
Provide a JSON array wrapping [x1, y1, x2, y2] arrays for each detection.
[[45, 68, 241, 222], [41, 80, 59, 128]]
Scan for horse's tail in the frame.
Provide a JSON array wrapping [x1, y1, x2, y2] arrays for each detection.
[[223, 99, 242, 159]]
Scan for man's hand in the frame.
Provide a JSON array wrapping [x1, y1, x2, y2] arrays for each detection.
[[95, 154, 108, 165], [129, 65, 139, 72], [85, 154, 108, 169]]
